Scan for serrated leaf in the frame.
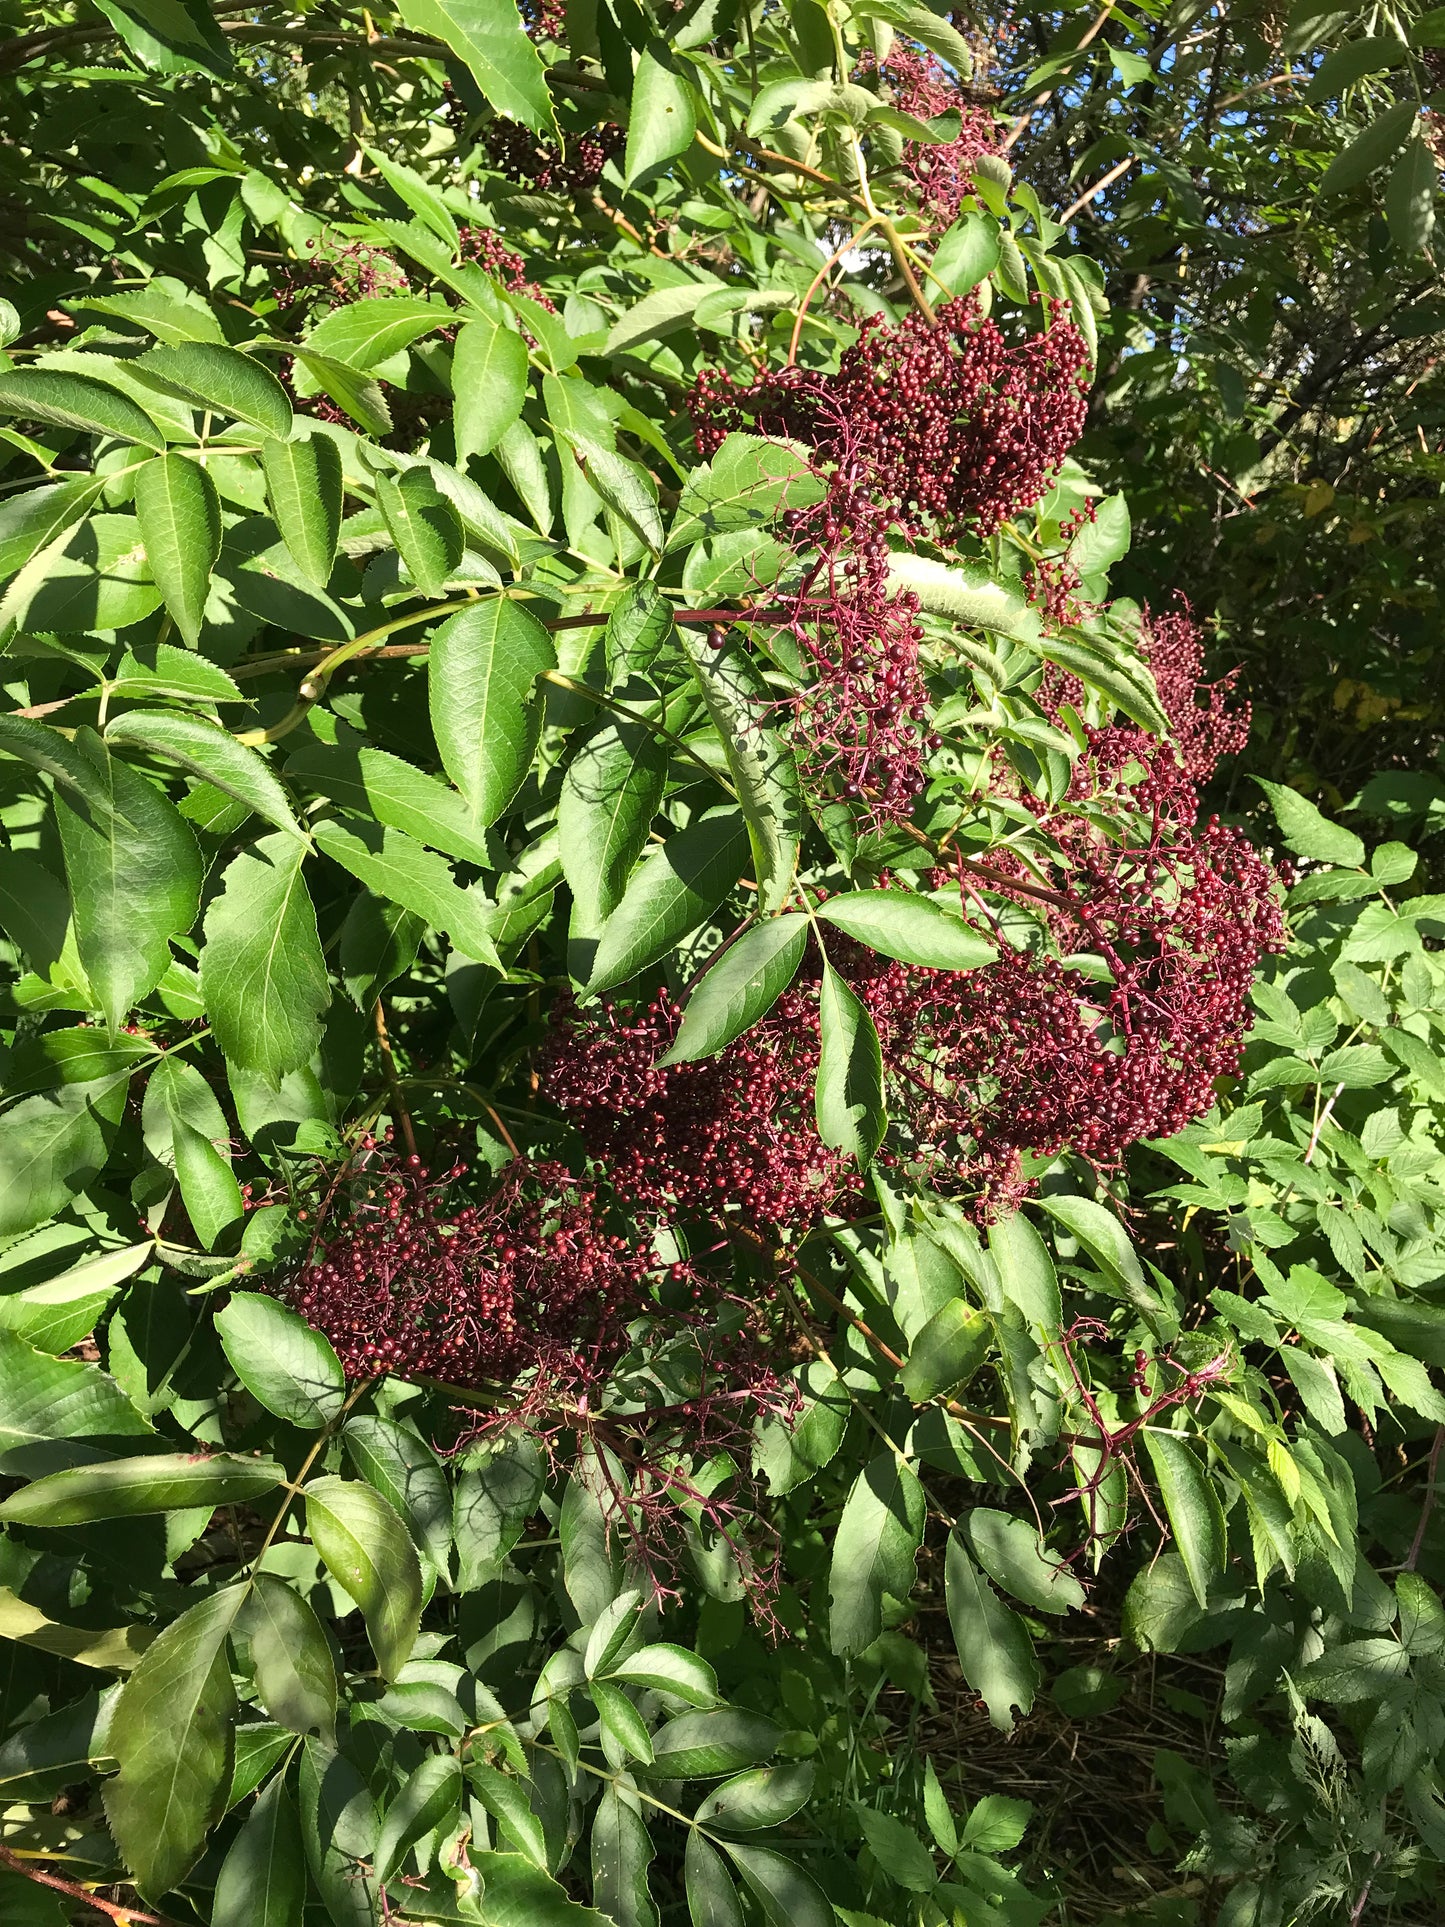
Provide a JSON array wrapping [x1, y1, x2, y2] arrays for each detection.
[[944, 1532, 1038, 1731], [1253, 778, 1365, 866], [1142, 1430, 1226, 1608], [104, 1585, 246, 1899], [0, 1452, 282, 1526], [108, 709, 303, 841], [659, 914, 808, 1064], [816, 962, 885, 1167], [828, 1451, 924, 1656], [240, 1572, 338, 1744], [375, 1753, 462, 1884], [213, 1775, 307, 1927], [429, 598, 555, 831], [260, 433, 343, 587], [377, 466, 464, 596], [200, 833, 331, 1081], [559, 718, 668, 931], [216, 1291, 345, 1428], [394, 0, 559, 136], [137, 342, 293, 439], [961, 1507, 1086, 1614], [0, 367, 165, 450], [587, 810, 750, 993], [453, 313, 529, 462], [679, 630, 801, 915], [313, 817, 501, 967], [818, 891, 996, 971], [56, 729, 202, 1031], [626, 49, 697, 186], [304, 1475, 422, 1679]]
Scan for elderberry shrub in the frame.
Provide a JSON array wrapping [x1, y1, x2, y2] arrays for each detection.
[[858, 41, 1002, 221]]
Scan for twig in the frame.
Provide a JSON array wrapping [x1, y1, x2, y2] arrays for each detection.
[[1404, 1426, 1445, 1572], [1003, 2, 1119, 151], [0, 1845, 175, 1927], [1304, 1080, 1346, 1165], [373, 999, 418, 1161], [1060, 155, 1137, 222]]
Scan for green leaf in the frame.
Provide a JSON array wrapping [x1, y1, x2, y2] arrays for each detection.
[[111, 641, 243, 704], [240, 1573, 338, 1743], [299, 1738, 383, 1927], [287, 347, 392, 436], [393, 0, 559, 137], [818, 891, 996, 971], [828, 1452, 925, 1656], [148, 1054, 243, 1248], [312, 818, 501, 967], [665, 434, 825, 552], [260, 434, 343, 587], [456, 1432, 546, 1592], [0, 1078, 130, 1241], [344, 1415, 454, 1578], [0, 1452, 283, 1526], [559, 718, 668, 931], [1142, 1430, 1226, 1608], [987, 1211, 1061, 1338], [472, 1850, 617, 1925], [0, 1240, 150, 1355], [606, 283, 720, 357], [625, 50, 698, 186], [0, 367, 165, 450], [375, 1753, 462, 1884], [815, 962, 886, 1167], [607, 1644, 719, 1706], [466, 1760, 547, 1865], [679, 631, 801, 915], [304, 294, 452, 371], [944, 1532, 1039, 1731], [961, 1507, 1086, 1615], [685, 1832, 746, 1927], [200, 833, 331, 1080], [0, 1329, 150, 1458], [1253, 778, 1365, 866], [0, 1585, 152, 1671], [1068, 493, 1131, 579], [0, 477, 105, 586], [901, 1297, 990, 1401], [453, 314, 530, 463], [213, 1775, 307, 1927], [587, 810, 751, 994], [1387, 134, 1437, 254], [0, 1688, 110, 1799], [639, 1708, 780, 1780], [377, 467, 464, 596], [56, 729, 202, 1031], [137, 342, 293, 439], [753, 1359, 849, 1495], [721, 1843, 834, 1927], [363, 145, 460, 248], [592, 1781, 658, 1927], [930, 210, 1000, 295], [215, 1291, 345, 1428], [108, 710, 303, 842], [658, 914, 809, 1064], [304, 1475, 423, 1680], [1034, 1194, 1163, 1317], [592, 1680, 655, 1765], [853, 1807, 936, 1893], [1320, 99, 1418, 194], [429, 599, 555, 831], [885, 552, 1040, 638], [91, 0, 233, 75], [287, 739, 493, 867], [695, 1763, 814, 1832], [103, 1585, 247, 1899]]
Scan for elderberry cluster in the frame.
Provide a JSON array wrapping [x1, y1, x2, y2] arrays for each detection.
[[456, 225, 559, 313], [690, 296, 1091, 541], [483, 119, 624, 196], [861, 43, 1002, 221], [543, 988, 862, 1236], [286, 1152, 652, 1388]]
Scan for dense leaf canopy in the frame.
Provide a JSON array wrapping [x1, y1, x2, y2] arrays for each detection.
[[0, 2, 1443, 1924]]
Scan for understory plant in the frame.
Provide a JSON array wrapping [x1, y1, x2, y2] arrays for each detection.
[[0, 4, 1443, 1926]]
